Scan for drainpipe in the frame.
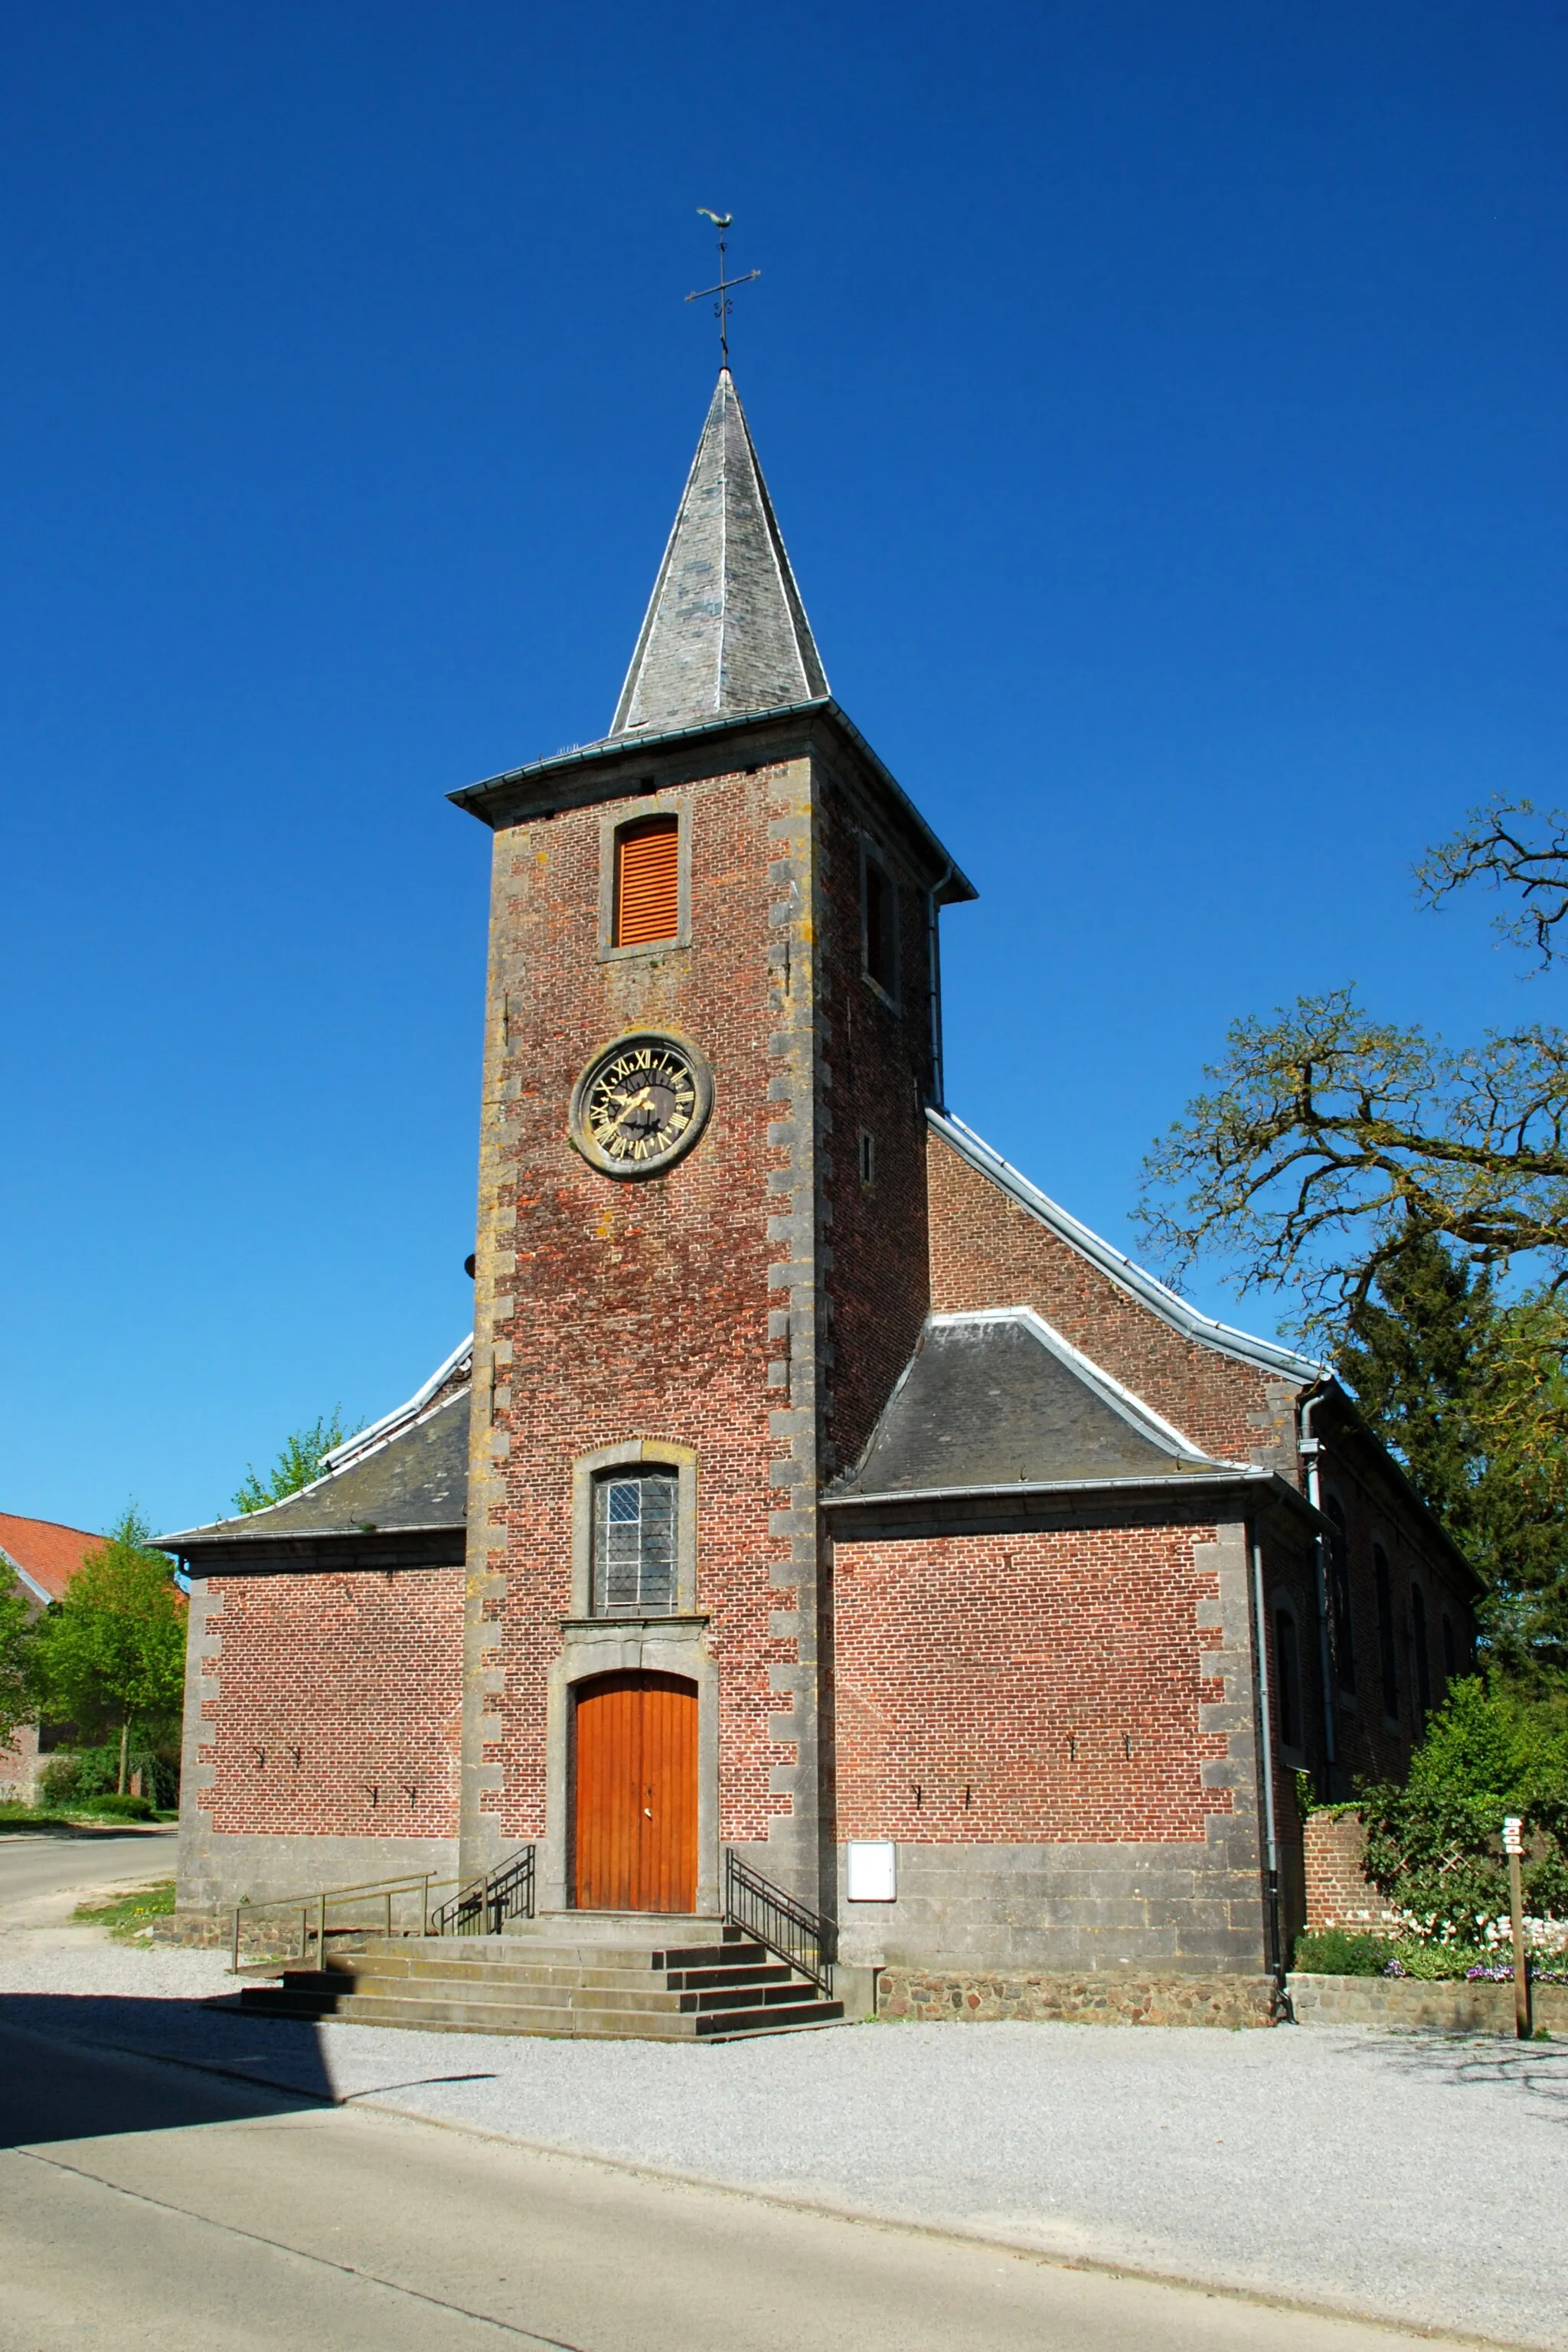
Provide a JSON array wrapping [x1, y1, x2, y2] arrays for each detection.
[[1297, 1385, 1338, 1799], [1249, 1524, 1282, 1983], [926, 864, 952, 1110]]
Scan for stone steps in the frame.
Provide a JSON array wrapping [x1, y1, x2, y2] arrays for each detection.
[[233, 1922, 844, 2042]]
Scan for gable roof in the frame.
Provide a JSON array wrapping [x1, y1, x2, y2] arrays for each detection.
[[929, 1110, 1324, 1385], [154, 1342, 472, 1576], [609, 369, 828, 738], [827, 1308, 1270, 1508], [0, 1512, 102, 1606], [318, 1334, 473, 1475]]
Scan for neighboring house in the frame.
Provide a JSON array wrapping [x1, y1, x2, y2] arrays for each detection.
[[0, 1512, 102, 1801]]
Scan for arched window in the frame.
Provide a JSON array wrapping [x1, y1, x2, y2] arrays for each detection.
[[1374, 1544, 1399, 1722], [1273, 1603, 1305, 1759], [1411, 1583, 1432, 1726], [1324, 1494, 1356, 1691], [592, 1469, 678, 1616]]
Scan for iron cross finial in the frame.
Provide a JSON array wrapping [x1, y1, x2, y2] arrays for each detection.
[[686, 209, 760, 368]]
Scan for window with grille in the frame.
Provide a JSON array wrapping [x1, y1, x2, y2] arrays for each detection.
[[862, 852, 897, 995], [591, 1470, 678, 1615], [614, 815, 680, 947]]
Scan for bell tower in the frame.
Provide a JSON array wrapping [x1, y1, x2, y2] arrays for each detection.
[[453, 371, 975, 1917]]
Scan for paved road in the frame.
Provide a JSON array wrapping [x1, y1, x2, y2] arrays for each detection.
[[0, 2023, 1452, 2352], [0, 1828, 175, 1919]]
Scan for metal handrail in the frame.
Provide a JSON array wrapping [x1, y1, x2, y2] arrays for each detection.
[[724, 1850, 835, 1994], [228, 1870, 449, 1975], [427, 1847, 536, 1938]]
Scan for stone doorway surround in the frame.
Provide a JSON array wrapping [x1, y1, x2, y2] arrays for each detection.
[[545, 1616, 719, 1916]]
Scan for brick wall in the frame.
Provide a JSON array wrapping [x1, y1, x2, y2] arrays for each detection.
[[816, 763, 936, 1476], [927, 1127, 1295, 1468], [0, 1723, 40, 1802], [1315, 1405, 1478, 1792], [1302, 1807, 1398, 1932], [196, 1567, 463, 1840], [831, 1516, 1269, 1975], [834, 1524, 1226, 1844]]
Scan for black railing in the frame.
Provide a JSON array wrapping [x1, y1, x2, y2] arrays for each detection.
[[428, 1846, 535, 1938], [724, 1850, 835, 1994]]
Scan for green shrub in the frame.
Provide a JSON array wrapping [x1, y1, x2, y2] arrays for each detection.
[[1381, 1942, 1491, 1980], [74, 1792, 156, 1821], [38, 1739, 178, 1809], [1359, 1679, 1568, 1938], [1292, 1927, 1395, 1975]]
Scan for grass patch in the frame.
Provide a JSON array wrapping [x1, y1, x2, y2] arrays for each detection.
[[0, 1799, 175, 1834], [0, 1802, 96, 1833], [72, 1879, 177, 1939]]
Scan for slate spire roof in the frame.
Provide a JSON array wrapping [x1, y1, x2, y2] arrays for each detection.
[[609, 369, 828, 737]]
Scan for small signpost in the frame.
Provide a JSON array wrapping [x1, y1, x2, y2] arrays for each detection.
[[1503, 1815, 1530, 2040]]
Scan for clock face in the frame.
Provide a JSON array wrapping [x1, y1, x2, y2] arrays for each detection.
[[571, 1032, 714, 1178]]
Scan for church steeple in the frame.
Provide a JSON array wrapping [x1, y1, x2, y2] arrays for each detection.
[[609, 370, 828, 737]]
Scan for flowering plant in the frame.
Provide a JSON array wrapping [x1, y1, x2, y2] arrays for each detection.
[[1358, 1681, 1568, 1938]]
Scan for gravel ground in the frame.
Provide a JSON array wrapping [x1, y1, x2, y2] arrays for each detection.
[[3, 1932, 1565, 2350]]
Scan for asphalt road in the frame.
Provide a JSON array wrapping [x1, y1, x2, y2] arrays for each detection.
[[0, 2022, 1470, 2352], [0, 1828, 175, 1919]]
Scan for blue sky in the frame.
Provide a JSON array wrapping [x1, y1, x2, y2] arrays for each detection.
[[3, 1, 1565, 1534]]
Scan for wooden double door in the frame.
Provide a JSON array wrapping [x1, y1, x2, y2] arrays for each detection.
[[572, 1670, 697, 1913]]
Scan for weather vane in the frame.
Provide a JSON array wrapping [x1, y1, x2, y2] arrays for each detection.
[[686, 209, 760, 369]]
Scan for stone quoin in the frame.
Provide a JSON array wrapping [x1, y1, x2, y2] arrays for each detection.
[[157, 369, 1478, 2005]]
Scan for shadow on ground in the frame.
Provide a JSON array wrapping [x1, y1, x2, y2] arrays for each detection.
[[0, 1994, 335, 2146], [0, 1991, 502, 2151], [1333, 2024, 1568, 2115]]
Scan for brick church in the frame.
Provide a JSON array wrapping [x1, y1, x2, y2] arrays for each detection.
[[159, 370, 1478, 2015]]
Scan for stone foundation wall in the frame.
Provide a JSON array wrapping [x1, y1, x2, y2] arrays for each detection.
[[838, 1826, 1269, 1975], [1289, 1971, 1566, 2035], [877, 1965, 1276, 2027], [175, 1826, 458, 1914]]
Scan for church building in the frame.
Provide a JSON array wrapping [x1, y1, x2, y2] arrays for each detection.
[[158, 370, 1478, 2021]]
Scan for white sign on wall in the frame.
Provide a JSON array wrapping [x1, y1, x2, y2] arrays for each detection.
[[846, 1841, 897, 1903]]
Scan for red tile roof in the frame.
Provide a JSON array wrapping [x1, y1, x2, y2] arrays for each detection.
[[0, 1513, 103, 1604]]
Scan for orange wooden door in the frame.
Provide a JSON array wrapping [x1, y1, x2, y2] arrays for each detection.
[[573, 1671, 697, 1913]]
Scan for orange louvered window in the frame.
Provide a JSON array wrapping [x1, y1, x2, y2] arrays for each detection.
[[614, 815, 681, 946]]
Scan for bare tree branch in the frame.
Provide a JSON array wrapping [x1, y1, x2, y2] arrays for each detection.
[[1135, 988, 1568, 1342], [1419, 796, 1568, 971]]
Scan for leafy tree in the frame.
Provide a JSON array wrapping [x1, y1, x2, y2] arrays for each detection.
[[0, 1561, 34, 1750], [233, 1410, 358, 1515], [1358, 1678, 1568, 1939], [1336, 1237, 1568, 1681], [28, 1510, 187, 1793]]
